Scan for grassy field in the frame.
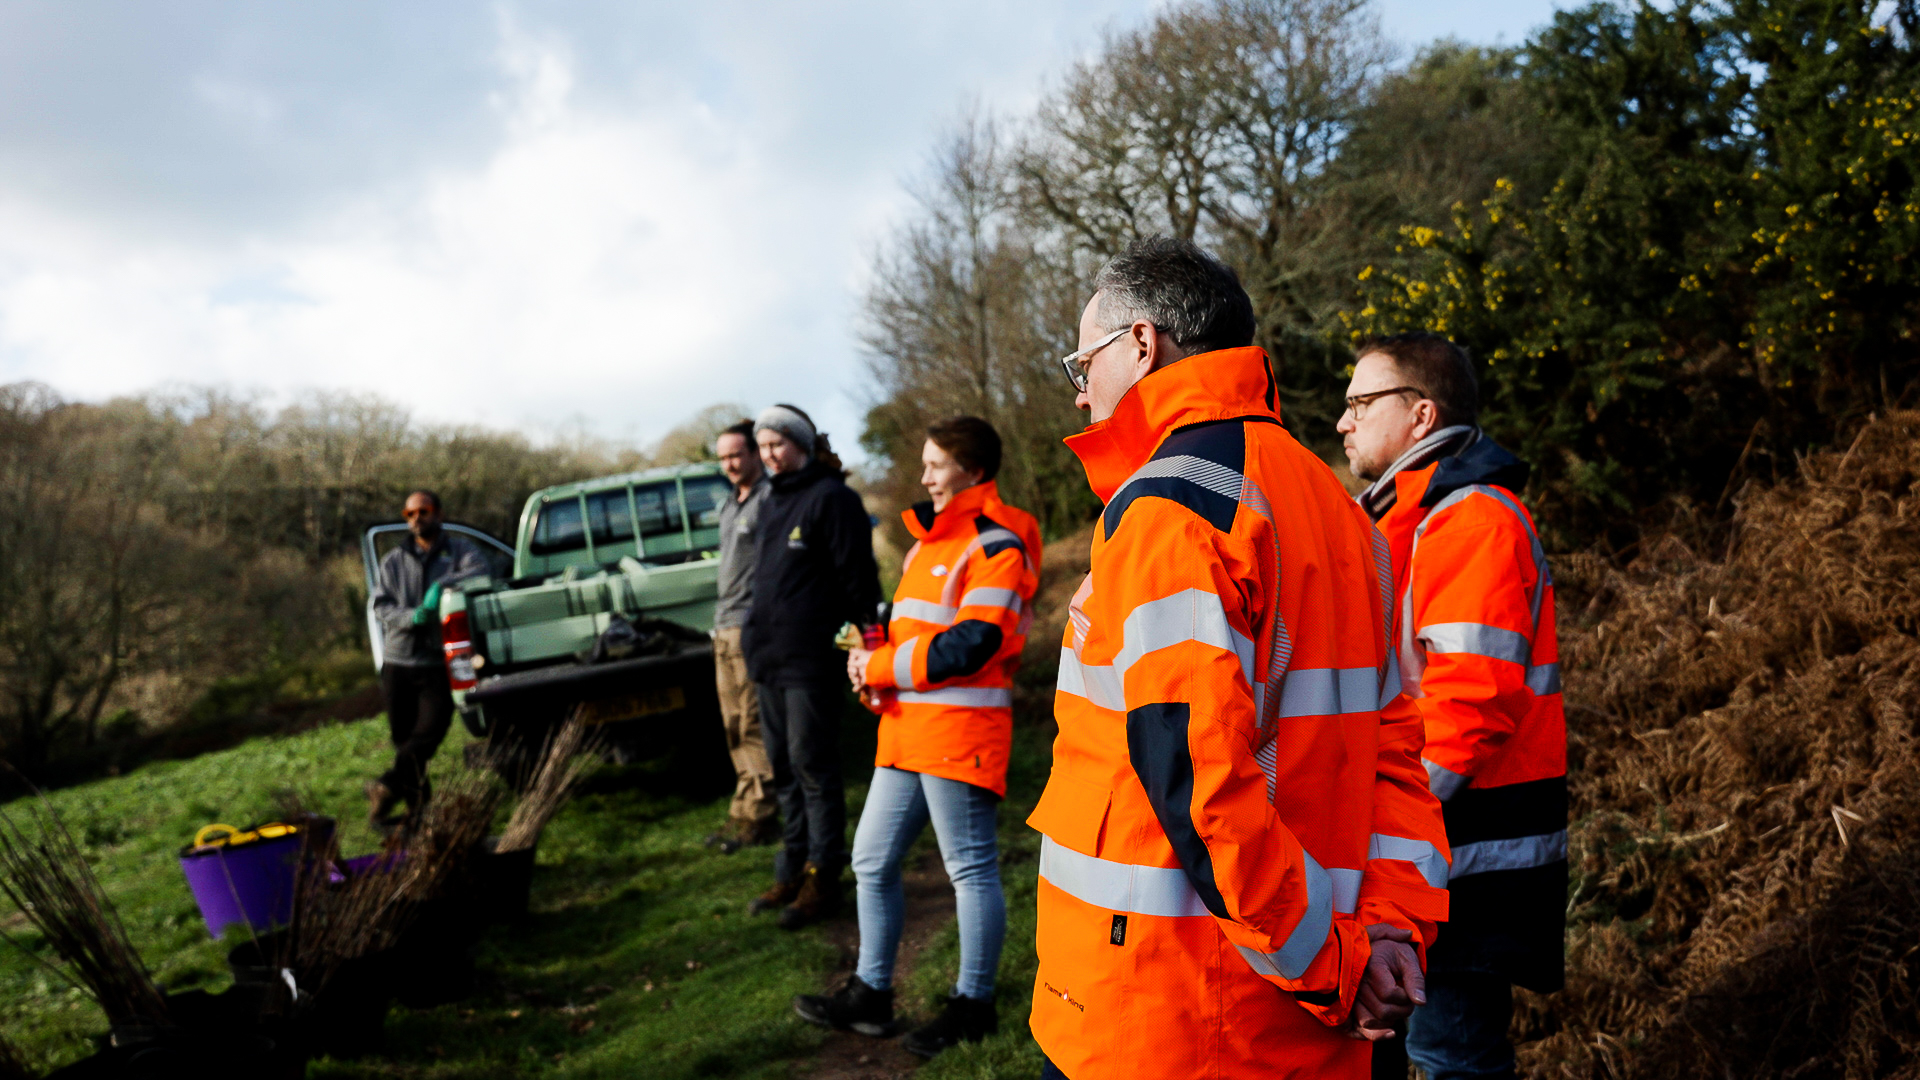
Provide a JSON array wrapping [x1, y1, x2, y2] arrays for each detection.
[[0, 705, 1056, 1079]]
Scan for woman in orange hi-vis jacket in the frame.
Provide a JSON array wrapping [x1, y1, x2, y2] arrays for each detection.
[[791, 416, 1041, 1059], [1031, 238, 1451, 1080]]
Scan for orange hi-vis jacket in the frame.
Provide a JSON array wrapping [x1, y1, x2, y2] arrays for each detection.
[[1028, 347, 1451, 1080], [861, 481, 1041, 797], [1362, 426, 1567, 991]]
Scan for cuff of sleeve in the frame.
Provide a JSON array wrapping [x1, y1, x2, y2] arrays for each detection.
[[864, 645, 898, 689], [1357, 896, 1441, 970]]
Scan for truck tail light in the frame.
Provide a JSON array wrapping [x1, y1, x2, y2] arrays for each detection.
[[443, 609, 478, 691]]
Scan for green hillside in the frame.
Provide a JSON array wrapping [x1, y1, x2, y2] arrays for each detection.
[[0, 712, 1053, 1079]]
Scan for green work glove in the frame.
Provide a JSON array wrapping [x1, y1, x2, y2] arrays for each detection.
[[411, 581, 444, 626]]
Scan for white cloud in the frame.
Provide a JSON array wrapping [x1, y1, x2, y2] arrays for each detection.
[[0, 0, 1566, 457], [5, 15, 805, 442]]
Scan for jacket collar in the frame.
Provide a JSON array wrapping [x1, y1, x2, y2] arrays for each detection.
[[1422, 430, 1530, 507], [406, 531, 448, 563], [903, 480, 999, 541], [1360, 427, 1533, 521], [770, 458, 833, 492], [1357, 425, 1478, 520], [1065, 346, 1280, 502]]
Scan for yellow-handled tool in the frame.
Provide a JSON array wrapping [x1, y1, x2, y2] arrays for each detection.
[[192, 822, 301, 850]]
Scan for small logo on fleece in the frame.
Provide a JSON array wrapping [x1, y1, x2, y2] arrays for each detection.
[[930, 564, 948, 577], [788, 526, 806, 550], [1043, 982, 1085, 1013]]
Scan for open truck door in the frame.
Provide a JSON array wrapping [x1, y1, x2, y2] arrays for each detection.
[[361, 522, 517, 672]]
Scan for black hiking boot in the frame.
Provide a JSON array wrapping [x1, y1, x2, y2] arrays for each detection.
[[903, 993, 997, 1058], [793, 975, 894, 1037], [777, 863, 842, 930]]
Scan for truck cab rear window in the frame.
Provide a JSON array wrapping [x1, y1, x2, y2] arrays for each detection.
[[531, 479, 722, 557], [631, 483, 680, 538], [531, 497, 586, 554], [588, 489, 635, 542], [684, 476, 730, 529]]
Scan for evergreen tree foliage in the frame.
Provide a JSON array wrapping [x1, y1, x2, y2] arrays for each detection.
[[1347, 0, 1920, 546]]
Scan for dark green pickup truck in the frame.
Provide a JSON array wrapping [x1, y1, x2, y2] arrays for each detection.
[[361, 463, 735, 780]]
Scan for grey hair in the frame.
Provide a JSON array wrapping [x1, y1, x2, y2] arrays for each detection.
[[1092, 236, 1257, 359]]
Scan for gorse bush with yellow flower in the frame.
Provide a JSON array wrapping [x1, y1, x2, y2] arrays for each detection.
[[1346, 0, 1920, 548]]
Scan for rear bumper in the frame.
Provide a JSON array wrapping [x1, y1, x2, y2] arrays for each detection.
[[460, 643, 720, 751], [466, 642, 715, 705]]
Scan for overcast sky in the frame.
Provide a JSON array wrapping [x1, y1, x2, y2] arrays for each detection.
[[0, 0, 1564, 455]]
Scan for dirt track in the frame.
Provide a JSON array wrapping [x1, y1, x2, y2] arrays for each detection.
[[797, 848, 958, 1080]]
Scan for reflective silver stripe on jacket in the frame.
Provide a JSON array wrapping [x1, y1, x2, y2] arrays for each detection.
[[976, 527, 1023, 552], [894, 636, 922, 691], [892, 599, 956, 626], [1059, 650, 1385, 721], [959, 587, 1022, 615], [896, 686, 1012, 709], [1052, 588, 1255, 711], [1040, 836, 1341, 981], [1038, 836, 1211, 918], [1270, 666, 1388, 719], [1423, 758, 1470, 802], [1367, 833, 1451, 889], [1420, 621, 1531, 666], [1233, 846, 1335, 981], [1450, 830, 1567, 879]]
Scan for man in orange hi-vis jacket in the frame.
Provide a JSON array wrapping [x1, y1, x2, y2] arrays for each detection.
[[1341, 332, 1566, 1080], [1029, 237, 1452, 1080]]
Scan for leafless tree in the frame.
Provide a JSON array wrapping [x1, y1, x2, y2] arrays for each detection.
[[862, 112, 1099, 541], [862, 0, 1551, 521]]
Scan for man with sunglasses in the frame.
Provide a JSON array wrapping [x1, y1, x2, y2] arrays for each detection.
[[1339, 334, 1567, 1080], [368, 488, 490, 830], [1030, 237, 1450, 1080]]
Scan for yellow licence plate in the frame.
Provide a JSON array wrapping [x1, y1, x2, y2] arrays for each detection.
[[579, 686, 687, 725]]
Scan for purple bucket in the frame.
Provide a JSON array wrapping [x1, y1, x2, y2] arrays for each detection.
[[178, 821, 331, 939], [329, 851, 405, 883]]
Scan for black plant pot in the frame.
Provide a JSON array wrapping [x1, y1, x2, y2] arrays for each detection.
[[479, 837, 536, 925], [227, 936, 392, 1062], [302, 949, 395, 1060], [391, 892, 486, 1009], [44, 1000, 286, 1080]]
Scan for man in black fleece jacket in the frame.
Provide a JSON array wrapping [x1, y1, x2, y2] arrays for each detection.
[[744, 404, 881, 929]]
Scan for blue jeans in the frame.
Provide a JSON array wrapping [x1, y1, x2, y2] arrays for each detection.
[[1405, 970, 1517, 1080], [851, 765, 1005, 999]]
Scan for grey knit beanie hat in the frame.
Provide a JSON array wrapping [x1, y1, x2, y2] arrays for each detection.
[[753, 404, 817, 453]]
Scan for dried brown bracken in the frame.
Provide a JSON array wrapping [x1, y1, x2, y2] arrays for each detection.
[[1520, 411, 1920, 1079]]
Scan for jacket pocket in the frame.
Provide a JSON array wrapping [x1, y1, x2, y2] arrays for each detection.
[[1027, 773, 1111, 854]]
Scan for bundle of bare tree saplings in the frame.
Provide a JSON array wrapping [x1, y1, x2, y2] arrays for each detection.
[[0, 722, 600, 1076]]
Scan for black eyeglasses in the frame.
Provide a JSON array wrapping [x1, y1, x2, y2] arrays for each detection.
[[1343, 386, 1425, 421]]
